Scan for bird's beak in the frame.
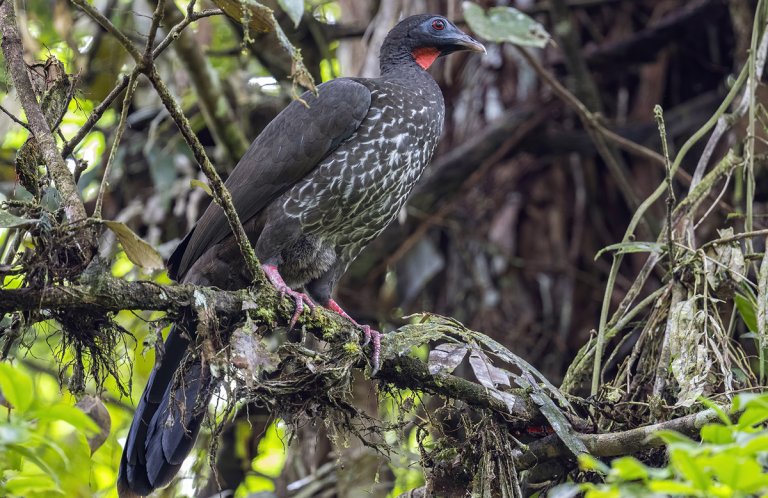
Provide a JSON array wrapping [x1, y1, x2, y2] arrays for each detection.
[[454, 34, 486, 54]]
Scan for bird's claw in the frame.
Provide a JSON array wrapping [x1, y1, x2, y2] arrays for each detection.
[[367, 327, 382, 375], [358, 325, 381, 374], [280, 287, 315, 328]]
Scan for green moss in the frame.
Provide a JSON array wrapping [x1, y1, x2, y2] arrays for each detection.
[[343, 342, 361, 354], [253, 306, 277, 324]]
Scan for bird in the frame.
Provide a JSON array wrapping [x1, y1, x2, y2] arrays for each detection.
[[117, 14, 484, 497]]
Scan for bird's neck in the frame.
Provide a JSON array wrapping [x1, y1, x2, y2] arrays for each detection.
[[379, 45, 440, 75]]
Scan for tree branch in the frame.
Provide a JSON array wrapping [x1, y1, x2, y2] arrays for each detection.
[[0, 277, 538, 425], [512, 408, 721, 470]]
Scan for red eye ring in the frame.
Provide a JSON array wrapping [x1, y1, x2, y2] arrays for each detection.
[[431, 19, 445, 31]]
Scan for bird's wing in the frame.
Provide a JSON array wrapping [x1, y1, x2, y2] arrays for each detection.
[[168, 78, 372, 280]]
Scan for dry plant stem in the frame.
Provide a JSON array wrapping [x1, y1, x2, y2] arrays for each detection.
[[60, 8, 223, 158], [94, 0, 163, 218], [71, 0, 263, 284], [160, 0, 249, 164], [566, 150, 741, 394], [514, 50, 665, 165], [0, 1, 88, 225], [700, 228, 768, 250], [94, 71, 139, 218], [654, 105, 676, 269], [745, 3, 766, 256], [588, 49, 753, 397], [145, 68, 263, 283]]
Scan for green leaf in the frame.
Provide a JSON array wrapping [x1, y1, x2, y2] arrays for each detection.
[[737, 406, 768, 429], [647, 480, 700, 495], [8, 444, 61, 485], [700, 423, 733, 444], [0, 209, 38, 228], [698, 398, 732, 426], [463, 2, 551, 48], [654, 430, 697, 446], [30, 404, 99, 433], [669, 448, 709, 489], [735, 292, 758, 332], [0, 363, 34, 412], [102, 220, 164, 270], [609, 457, 648, 482], [277, 0, 303, 27], [5, 475, 62, 495], [741, 432, 768, 454], [190, 178, 212, 197], [594, 241, 664, 261], [578, 454, 609, 474]]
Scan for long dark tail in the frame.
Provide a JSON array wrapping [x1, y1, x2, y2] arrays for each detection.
[[117, 325, 212, 497]]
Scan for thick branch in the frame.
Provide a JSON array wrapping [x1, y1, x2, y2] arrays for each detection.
[[512, 408, 721, 470], [0, 278, 537, 426]]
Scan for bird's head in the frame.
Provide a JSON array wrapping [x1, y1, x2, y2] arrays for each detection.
[[380, 14, 486, 73]]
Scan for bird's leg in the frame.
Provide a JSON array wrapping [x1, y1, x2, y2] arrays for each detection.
[[261, 264, 315, 328], [326, 299, 381, 373]]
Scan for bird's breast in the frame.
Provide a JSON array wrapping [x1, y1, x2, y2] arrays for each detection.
[[281, 82, 444, 254]]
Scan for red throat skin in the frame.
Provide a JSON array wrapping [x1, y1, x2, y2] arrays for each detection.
[[412, 47, 440, 70]]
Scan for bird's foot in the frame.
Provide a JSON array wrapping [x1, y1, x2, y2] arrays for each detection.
[[327, 299, 381, 374], [262, 264, 315, 328]]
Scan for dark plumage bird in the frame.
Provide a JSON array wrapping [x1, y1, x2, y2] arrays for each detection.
[[117, 14, 484, 497]]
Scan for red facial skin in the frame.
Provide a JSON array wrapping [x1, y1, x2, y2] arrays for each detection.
[[412, 47, 440, 70]]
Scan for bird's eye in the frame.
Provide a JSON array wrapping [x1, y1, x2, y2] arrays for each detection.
[[431, 19, 445, 31]]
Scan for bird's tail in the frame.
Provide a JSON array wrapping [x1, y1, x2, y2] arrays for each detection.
[[117, 325, 212, 497]]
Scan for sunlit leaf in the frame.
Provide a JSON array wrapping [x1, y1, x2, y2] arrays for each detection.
[[578, 453, 609, 474], [700, 423, 733, 444], [463, 2, 551, 48], [32, 404, 99, 434], [8, 444, 61, 485], [102, 220, 164, 270], [669, 448, 708, 489], [190, 178, 212, 197], [609, 457, 649, 482], [5, 474, 62, 495], [0, 363, 34, 412]]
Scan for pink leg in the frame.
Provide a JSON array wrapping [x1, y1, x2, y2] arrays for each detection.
[[327, 299, 381, 373], [262, 264, 315, 328]]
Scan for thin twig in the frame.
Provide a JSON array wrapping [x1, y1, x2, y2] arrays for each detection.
[[654, 105, 676, 271], [70, 0, 143, 61], [700, 228, 768, 251], [94, 72, 139, 218], [0, 103, 30, 130], [60, 8, 223, 158]]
